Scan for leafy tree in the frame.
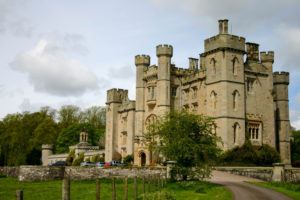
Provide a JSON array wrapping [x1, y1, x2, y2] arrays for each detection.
[[56, 123, 102, 153], [291, 130, 300, 167], [57, 105, 81, 131], [147, 110, 221, 180], [66, 150, 75, 166], [123, 154, 134, 165], [72, 152, 84, 166]]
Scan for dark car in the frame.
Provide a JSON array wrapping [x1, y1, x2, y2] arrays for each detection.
[[49, 161, 66, 166]]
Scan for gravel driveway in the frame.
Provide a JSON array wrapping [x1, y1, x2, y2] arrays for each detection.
[[209, 170, 292, 200]]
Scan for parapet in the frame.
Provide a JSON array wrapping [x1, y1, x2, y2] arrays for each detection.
[[106, 88, 129, 103], [204, 34, 245, 53], [273, 71, 289, 85], [246, 42, 259, 62], [156, 44, 173, 57], [42, 144, 54, 150], [260, 51, 274, 63], [135, 54, 150, 66]]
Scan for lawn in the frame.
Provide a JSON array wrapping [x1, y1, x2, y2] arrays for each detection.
[[252, 182, 300, 200], [0, 176, 231, 200]]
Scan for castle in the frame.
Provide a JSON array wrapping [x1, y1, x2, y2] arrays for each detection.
[[105, 19, 291, 166]]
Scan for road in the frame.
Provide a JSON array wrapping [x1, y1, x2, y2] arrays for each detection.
[[209, 170, 292, 200]]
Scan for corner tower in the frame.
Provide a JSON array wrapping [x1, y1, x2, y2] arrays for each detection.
[[273, 72, 291, 165], [202, 19, 246, 149]]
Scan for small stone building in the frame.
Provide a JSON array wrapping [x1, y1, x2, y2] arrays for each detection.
[[105, 19, 291, 166], [42, 131, 104, 166]]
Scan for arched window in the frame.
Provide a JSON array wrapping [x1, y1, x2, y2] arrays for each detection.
[[232, 57, 239, 75], [233, 123, 240, 144], [210, 58, 216, 75], [233, 90, 239, 111], [210, 91, 217, 109], [145, 114, 157, 132]]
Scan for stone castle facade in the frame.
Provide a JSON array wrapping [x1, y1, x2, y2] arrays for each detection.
[[105, 19, 291, 166]]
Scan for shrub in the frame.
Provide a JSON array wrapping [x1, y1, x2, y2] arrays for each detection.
[[72, 152, 84, 166], [221, 140, 280, 166], [66, 150, 75, 166], [123, 154, 134, 165]]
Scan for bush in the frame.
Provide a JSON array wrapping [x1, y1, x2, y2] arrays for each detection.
[[123, 154, 134, 165], [72, 152, 84, 166], [221, 140, 280, 166], [66, 150, 75, 166]]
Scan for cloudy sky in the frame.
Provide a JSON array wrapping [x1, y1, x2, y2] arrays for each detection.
[[0, 0, 300, 129]]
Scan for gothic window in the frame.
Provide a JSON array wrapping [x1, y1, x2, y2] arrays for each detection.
[[246, 78, 255, 93], [233, 90, 239, 111], [192, 86, 198, 99], [232, 57, 239, 75], [248, 122, 261, 141], [233, 123, 240, 144], [210, 58, 216, 75], [210, 91, 217, 109], [171, 87, 177, 97], [145, 114, 157, 132]]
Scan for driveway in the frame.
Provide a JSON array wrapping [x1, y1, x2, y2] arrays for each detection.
[[209, 170, 292, 200]]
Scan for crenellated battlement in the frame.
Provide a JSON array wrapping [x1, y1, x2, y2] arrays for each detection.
[[260, 51, 274, 63], [156, 44, 173, 57], [106, 88, 129, 103], [204, 34, 245, 52], [273, 71, 289, 84], [135, 54, 150, 66]]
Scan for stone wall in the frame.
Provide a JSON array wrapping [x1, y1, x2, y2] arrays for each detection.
[[215, 166, 273, 181], [0, 167, 19, 177], [285, 167, 300, 183], [18, 166, 65, 181], [17, 166, 166, 182]]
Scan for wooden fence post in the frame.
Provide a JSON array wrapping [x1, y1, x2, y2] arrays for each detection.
[[62, 175, 70, 200], [133, 176, 138, 200], [96, 179, 101, 200], [124, 176, 128, 200], [16, 190, 23, 200], [112, 177, 116, 200], [142, 176, 145, 194]]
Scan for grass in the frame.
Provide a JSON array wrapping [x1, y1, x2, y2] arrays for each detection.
[[252, 182, 300, 200], [0, 176, 231, 200]]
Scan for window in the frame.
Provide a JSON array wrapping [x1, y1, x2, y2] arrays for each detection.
[[247, 78, 255, 93], [248, 122, 261, 140], [233, 90, 239, 111], [210, 91, 217, 109], [148, 87, 155, 100], [192, 87, 198, 99], [210, 58, 216, 75], [232, 57, 238, 75], [233, 123, 240, 144], [171, 87, 177, 97]]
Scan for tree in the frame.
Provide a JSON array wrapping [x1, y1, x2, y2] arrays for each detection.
[[147, 110, 221, 180], [291, 130, 300, 167]]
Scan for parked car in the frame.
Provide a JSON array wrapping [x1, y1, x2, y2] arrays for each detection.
[[80, 161, 95, 167], [49, 161, 66, 166], [104, 162, 111, 168], [111, 160, 125, 167], [96, 162, 105, 168]]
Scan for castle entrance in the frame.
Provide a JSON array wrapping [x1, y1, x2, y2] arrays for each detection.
[[140, 152, 146, 166]]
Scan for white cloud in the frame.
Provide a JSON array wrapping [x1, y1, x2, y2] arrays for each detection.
[[10, 34, 100, 96], [108, 65, 134, 79], [290, 110, 300, 130]]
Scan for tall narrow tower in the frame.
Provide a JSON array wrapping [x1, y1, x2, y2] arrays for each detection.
[[135, 55, 150, 137], [202, 19, 246, 149], [273, 72, 291, 165], [156, 44, 173, 115]]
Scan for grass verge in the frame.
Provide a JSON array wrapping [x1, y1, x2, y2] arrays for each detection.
[[0, 177, 231, 200], [251, 182, 300, 200]]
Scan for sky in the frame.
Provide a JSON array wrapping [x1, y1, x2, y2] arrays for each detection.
[[0, 0, 300, 129]]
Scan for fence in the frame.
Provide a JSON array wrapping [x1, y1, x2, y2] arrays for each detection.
[[15, 173, 166, 200]]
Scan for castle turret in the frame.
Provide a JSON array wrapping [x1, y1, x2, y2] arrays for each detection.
[[218, 19, 229, 34], [156, 44, 173, 115], [42, 144, 53, 166], [189, 57, 199, 70], [105, 88, 129, 162], [273, 72, 291, 165], [261, 51, 274, 72], [135, 55, 150, 137]]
